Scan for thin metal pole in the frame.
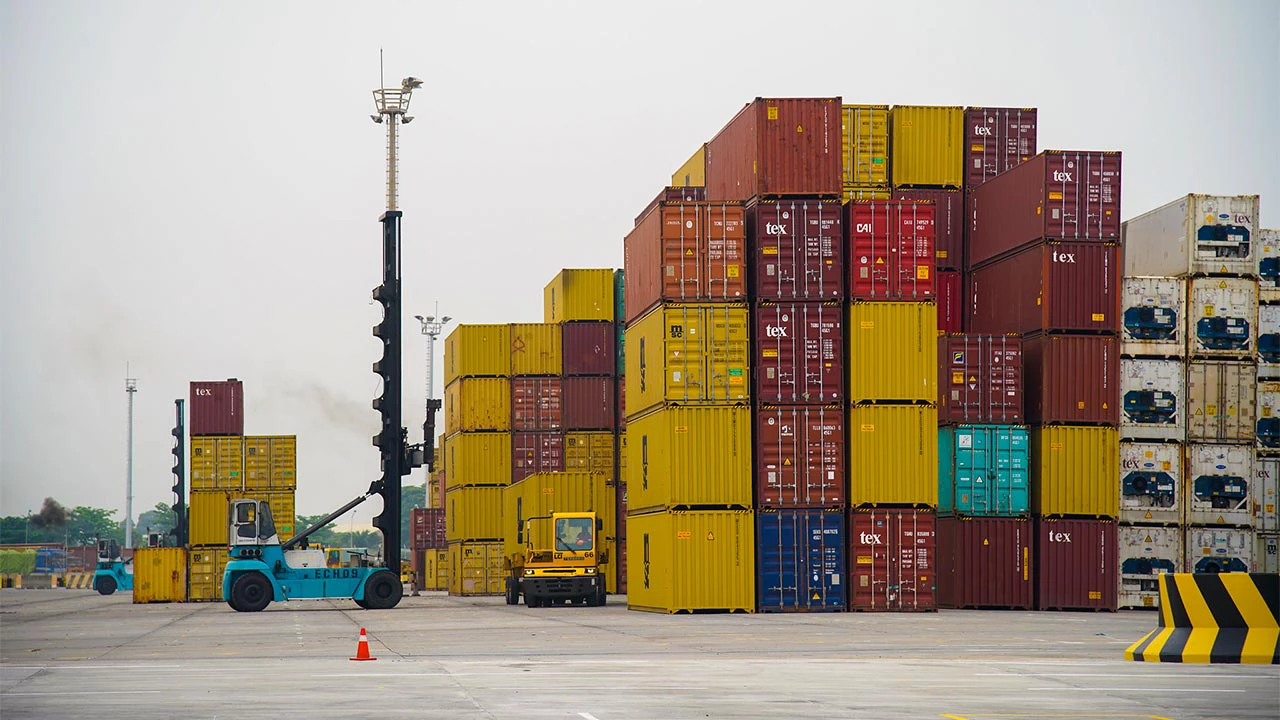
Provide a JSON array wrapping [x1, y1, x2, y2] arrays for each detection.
[[387, 115, 398, 211], [125, 376, 138, 549]]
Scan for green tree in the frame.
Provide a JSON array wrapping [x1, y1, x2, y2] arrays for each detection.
[[66, 506, 122, 546], [136, 502, 176, 541], [294, 514, 341, 548]]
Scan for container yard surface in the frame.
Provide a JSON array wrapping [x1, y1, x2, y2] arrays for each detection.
[[4, 589, 1275, 720]]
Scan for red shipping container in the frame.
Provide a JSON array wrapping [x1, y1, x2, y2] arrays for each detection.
[[562, 376, 615, 431], [964, 107, 1038, 188], [705, 97, 843, 201], [967, 241, 1120, 336], [748, 197, 843, 300], [849, 508, 936, 612], [967, 150, 1122, 268], [754, 301, 843, 404], [411, 508, 446, 550], [635, 186, 706, 227], [847, 201, 935, 301], [755, 405, 845, 507], [623, 202, 747, 323], [936, 270, 963, 333], [938, 334, 1023, 425], [892, 189, 961, 271], [562, 322, 615, 376], [616, 376, 625, 430], [1022, 334, 1119, 426], [510, 376, 563, 431], [189, 379, 244, 436], [936, 516, 1033, 609], [1035, 517, 1118, 611], [511, 432, 564, 483]]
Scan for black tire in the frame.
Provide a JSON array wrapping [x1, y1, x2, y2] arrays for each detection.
[[230, 573, 272, 613], [505, 577, 519, 605], [363, 570, 402, 610], [597, 584, 608, 607], [95, 575, 117, 596], [525, 592, 540, 608]]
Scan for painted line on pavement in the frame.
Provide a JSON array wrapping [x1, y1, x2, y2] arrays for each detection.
[[3, 690, 163, 696], [975, 672, 1276, 679], [578, 714, 601, 720], [1026, 687, 1246, 693]]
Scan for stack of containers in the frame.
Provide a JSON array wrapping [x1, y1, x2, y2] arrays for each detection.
[[967, 150, 1124, 611], [1259, 228, 1280, 574], [409, 507, 446, 591], [1122, 194, 1263, 582]]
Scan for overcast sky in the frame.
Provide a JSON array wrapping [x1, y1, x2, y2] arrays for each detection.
[[2, 1, 1277, 526]]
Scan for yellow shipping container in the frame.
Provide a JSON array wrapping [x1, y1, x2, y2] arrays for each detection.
[[671, 144, 706, 188], [544, 269, 615, 323], [625, 303, 750, 417], [422, 548, 447, 590], [445, 432, 512, 489], [132, 547, 187, 604], [187, 545, 230, 602], [444, 377, 511, 435], [1030, 426, 1120, 518], [843, 185, 891, 202], [444, 324, 511, 385], [446, 485, 505, 542], [502, 471, 618, 594], [847, 302, 937, 404], [189, 490, 296, 547], [448, 541, 505, 596], [848, 405, 938, 507], [625, 404, 752, 513], [190, 436, 245, 491], [890, 105, 964, 189], [509, 323, 562, 376], [842, 104, 890, 186], [243, 435, 297, 490], [626, 509, 754, 613], [564, 432, 615, 477]]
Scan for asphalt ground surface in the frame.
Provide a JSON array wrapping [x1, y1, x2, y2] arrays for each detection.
[[1, 589, 1276, 719]]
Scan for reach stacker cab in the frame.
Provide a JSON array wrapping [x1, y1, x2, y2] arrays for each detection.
[[93, 539, 133, 595]]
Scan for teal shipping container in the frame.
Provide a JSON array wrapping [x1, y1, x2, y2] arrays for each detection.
[[938, 425, 1029, 517]]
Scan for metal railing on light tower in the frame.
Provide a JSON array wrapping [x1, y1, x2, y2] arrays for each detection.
[[371, 76, 423, 212]]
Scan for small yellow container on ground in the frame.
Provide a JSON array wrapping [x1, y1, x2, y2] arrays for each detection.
[[626, 509, 755, 614], [448, 541, 505, 596], [132, 547, 188, 604], [187, 546, 231, 602]]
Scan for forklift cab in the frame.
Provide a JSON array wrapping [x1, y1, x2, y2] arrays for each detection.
[[229, 499, 279, 547], [97, 538, 122, 564]]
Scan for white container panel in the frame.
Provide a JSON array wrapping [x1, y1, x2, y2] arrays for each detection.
[[1256, 532, 1279, 574], [1185, 526, 1253, 573], [1118, 525, 1183, 609], [1120, 276, 1185, 358], [1187, 277, 1258, 359], [1120, 359, 1185, 441], [1258, 229, 1280, 303], [1254, 453, 1279, 532], [1186, 361, 1256, 443], [1185, 444, 1253, 527], [1122, 194, 1258, 277], [1118, 441, 1181, 526], [1258, 305, 1280, 378], [1258, 381, 1280, 452]]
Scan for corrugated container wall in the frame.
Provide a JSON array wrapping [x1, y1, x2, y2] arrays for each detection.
[[562, 322, 616, 376], [1185, 444, 1253, 528], [623, 203, 747, 323], [190, 380, 244, 436], [544, 269, 616, 323], [446, 432, 512, 488], [509, 323, 562, 376], [937, 334, 1023, 425], [624, 303, 750, 415], [847, 201, 935, 301], [848, 405, 938, 507], [189, 490, 295, 546], [754, 301, 843, 404], [131, 547, 188, 604], [1185, 527, 1253, 574], [1120, 359, 1185, 441], [564, 432, 615, 476], [446, 486, 505, 542], [411, 508, 447, 551], [1030, 426, 1120, 518], [444, 378, 511, 434], [242, 436, 297, 490], [511, 432, 564, 483], [1121, 277, 1186, 357], [1022, 334, 1119, 426], [936, 516, 1033, 609], [889, 105, 964, 189], [756, 405, 845, 508], [1259, 229, 1280, 303], [964, 107, 1038, 188], [1259, 305, 1280, 374], [1118, 525, 1183, 609], [1185, 361, 1256, 442], [1253, 454, 1279, 532], [1035, 517, 1117, 611], [849, 508, 937, 611], [444, 325, 511, 385], [756, 509, 847, 612], [846, 302, 937, 404], [748, 198, 844, 300], [841, 104, 890, 187], [563, 376, 616, 431], [510, 376, 563, 432], [894, 189, 962, 271], [1119, 441, 1182, 526], [671, 144, 706, 188], [187, 547, 231, 602], [1186, 277, 1258, 358], [635, 187, 709, 228], [625, 405, 752, 513], [967, 242, 1120, 336], [937, 425, 1029, 518], [448, 541, 505, 596], [936, 271, 963, 333], [1121, 194, 1259, 278], [627, 510, 755, 613], [190, 436, 245, 491], [1255, 533, 1279, 574], [705, 97, 842, 201]]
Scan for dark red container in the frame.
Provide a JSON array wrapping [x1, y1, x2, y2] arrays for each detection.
[[189, 380, 244, 436], [562, 376, 615, 430], [846, 200, 935, 301], [511, 432, 564, 483], [1035, 517, 1118, 611], [748, 197, 843, 300], [967, 150, 1122, 268], [411, 508, 446, 550], [562, 322, 615, 376], [755, 405, 845, 507], [705, 97, 843, 201], [967, 241, 1120, 336], [510, 376, 563, 431], [936, 270, 964, 333], [964, 107, 1038, 188], [849, 508, 936, 612], [938, 334, 1023, 425], [753, 301, 843, 404], [635, 186, 706, 227], [1022, 334, 1119, 426], [623, 202, 747, 323], [936, 516, 1033, 609], [892, 188, 961, 271], [617, 376, 625, 430]]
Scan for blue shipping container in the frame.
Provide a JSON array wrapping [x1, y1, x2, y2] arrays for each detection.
[[34, 547, 67, 574], [938, 425, 1029, 517], [756, 509, 846, 612]]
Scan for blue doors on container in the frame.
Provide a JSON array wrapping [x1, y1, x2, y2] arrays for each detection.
[[757, 509, 845, 612], [938, 425, 1029, 516]]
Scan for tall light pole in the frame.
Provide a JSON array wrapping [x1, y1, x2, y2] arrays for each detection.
[[125, 373, 138, 549], [414, 308, 451, 509]]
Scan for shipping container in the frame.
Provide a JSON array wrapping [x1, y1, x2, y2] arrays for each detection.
[[841, 104, 890, 187], [445, 486, 505, 542], [511, 432, 564, 484], [705, 97, 842, 201], [843, 186, 892, 202], [1259, 305, 1280, 374], [1119, 441, 1182, 526], [623, 203, 747, 323], [964, 107, 1038, 188], [1255, 453, 1279, 532], [1186, 277, 1258, 358], [563, 376, 616, 431], [509, 323, 562, 376], [754, 301, 843, 404], [1257, 533, 1279, 574], [847, 200, 935, 301], [1030, 426, 1120, 518], [846, 302, 936, 404], [189, 489, 295, 546], [1117, 526, 1182, 610], [1259, 229, 1280, 302], [564, 432, 616, 476], [503, 470, 617, 594], [411, 508, 447, 551], [187, 546, 231, 602], [635, 186, 708, 227], [893, 189, 962, 271], [444, 325, 511, 385], [624, 303, 750, 416], [889, 105, 964, 189], [849, 508, 936, 612], [189, 380, 244, 436], [544, 269, 616, 323], [624, 404, 752, 513], [937, 334, 1023, 425], [627, 509, 755, 613], [757, 509, 846, 612], [937, 425, 1029, 517], [967, 242, 1120, 335], [447, 541, 505, 596], [1121, 359, 1185, 441], [967, 150, 1122, 268], [241, 435, 297, 490], [848, 405, 938, 507], [424, 548, 448, 590], [190, 436, 245, 491], [936, 517, 1033, 609], [1186, 360, 1256, 442], [510, 376, 563, 432], [936, 271, 963, 333], [756, 405, 845, 507], [445, 432, 511, 488], [444, 377, 511, 435], [1185, 443, 1253, 527], [131, 547, 188, 604], [748, 198, 844, 300], [672, 145, 706, 188], [1120, 276, 1186, 358], [1121, 194, 1259, 277], [1035, 517, 1117, 611], [1185, 527, 1253, 574], [1021, 334, 1119, 426], [561, 321, 616, 376]]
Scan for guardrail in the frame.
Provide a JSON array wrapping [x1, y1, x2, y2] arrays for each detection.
[[1126, 573, 1279, 664]]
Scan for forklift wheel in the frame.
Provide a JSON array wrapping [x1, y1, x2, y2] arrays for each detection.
[[231, 573, 272, 612], [505, 577, 519, 605], [95, 576, 117, 596], [363, 570, 403, 610]]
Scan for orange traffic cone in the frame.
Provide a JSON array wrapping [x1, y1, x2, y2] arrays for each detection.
[[349, 627, 377, 661]]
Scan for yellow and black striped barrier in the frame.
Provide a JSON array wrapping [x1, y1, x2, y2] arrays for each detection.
[[1125, 572, 1279, 664]]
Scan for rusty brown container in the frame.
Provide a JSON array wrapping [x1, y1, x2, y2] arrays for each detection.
[[849, 508, 937, 612], [1022, 334, 1119, 425], [936, 516, 1033, 609], [190, 380, 244, 436], [754, 301, 843, 404], [847, 200, 935, 301], [967, 150, 1122, 268], [967, 241, 1120, 336], [562, 322, 615, 376], [510, 376, 563, 432], [938, 334, 1023, 425], [635, 186, 706, 227], [705, 97, 843, 201], [937, 270, 963, 333], [964, 107, 1038, 188], [1035, 517, 1117, 611], [756, 405, 845, 508], [893, 188, 962, 271], [511, 432, 564, 483], [411, 508, 446, 550], [623, 202, 747, 323], [562, 376, 615, 431], [748, 197, 844, 300]]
